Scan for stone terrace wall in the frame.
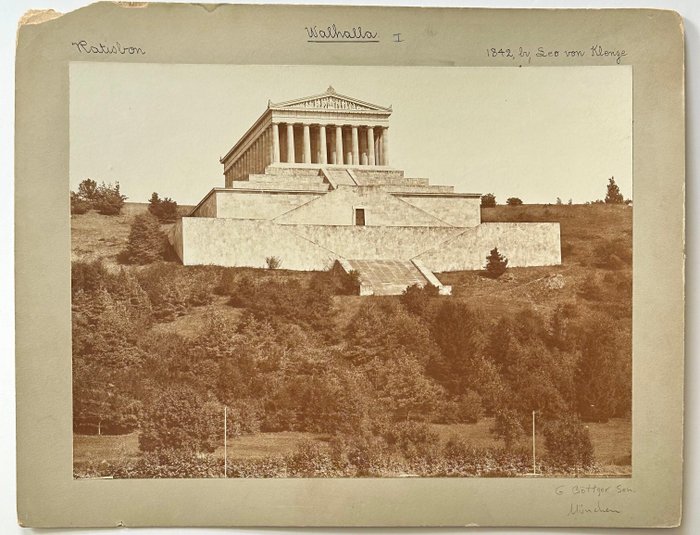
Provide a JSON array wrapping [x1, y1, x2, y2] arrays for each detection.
[[290, 224, 463, 260], [177, 217, 337, 270], [173, 218, 560, 272], [216, 190, 322, 220], [417, 222, 561, 272], [397, 195, 481, 228], [276, 187, 452, 227], [191, 191, 218, 218]]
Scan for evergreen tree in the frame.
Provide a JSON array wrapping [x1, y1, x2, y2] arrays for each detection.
[[120, 213, 167, 264], [484, 247, 508, 278], [605, 176, 624, 204]]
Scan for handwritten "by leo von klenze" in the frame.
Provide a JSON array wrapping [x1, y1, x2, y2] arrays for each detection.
[[486, 45, 628, 64]]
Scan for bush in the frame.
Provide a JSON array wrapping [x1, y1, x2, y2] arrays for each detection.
[[484, 247, 508, 278], [491, 408, 524, 449], [94, 182, 127, 215], [506, 197, 523, 206], [148, 192, 179, 223], [543, 415, 594, 468], [481, 193, 496, 208], [137, 264, 215, 321], [380, 421, 440, 460], [70, 192, 91, 214], [400, 282, 439, 316], [324, 261, 361, 295], [434, 391, 483, 424], [593, 238, 632, 269], [119, 213, 168, 265], [139, 386, 223, 453], [265, 256, 282, 269]]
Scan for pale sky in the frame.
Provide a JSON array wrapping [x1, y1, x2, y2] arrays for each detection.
[[70, 63, 631, 205]]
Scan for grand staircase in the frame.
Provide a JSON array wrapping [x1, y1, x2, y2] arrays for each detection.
[[342, 259, 451, 296], [321, 167, 357, 187]]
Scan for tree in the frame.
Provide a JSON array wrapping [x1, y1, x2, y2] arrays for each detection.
[[491, 408, 524, 449], [119, 212, 168, 264], [148, 192, 179, 223], [77, 178, 99, 203], [543, 415, 594, 468], [94, 182, 127, 215], [481, 193, 496, 208], [605, 176, 624, 204], [507, 197, 523, 206], [400, 282, 439, 316], [70, 191, 91, 215], [484, 247, 508, 278], [139, 386, 222, 453]]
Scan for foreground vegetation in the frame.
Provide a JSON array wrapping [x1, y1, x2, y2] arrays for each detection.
[[72, 202, 632, 478]]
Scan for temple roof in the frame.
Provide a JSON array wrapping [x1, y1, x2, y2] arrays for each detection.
[[268, 86, 391, 113]]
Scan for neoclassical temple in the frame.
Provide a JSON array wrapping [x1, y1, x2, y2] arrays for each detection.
[[171, 87, 561, 295], [222, 87, 392, 185]]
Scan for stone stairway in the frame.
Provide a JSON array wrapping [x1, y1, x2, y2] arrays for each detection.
[[343, 259, 451, 296], [321, 167, 358, 187]]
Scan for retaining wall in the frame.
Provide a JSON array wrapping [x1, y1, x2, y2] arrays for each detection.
[[172, 218, 561, 272]]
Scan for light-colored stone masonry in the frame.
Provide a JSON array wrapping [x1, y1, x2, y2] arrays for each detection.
[[275, 187, 453, 227], [175, 217, 560, 272]]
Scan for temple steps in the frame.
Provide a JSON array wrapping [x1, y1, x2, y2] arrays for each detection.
[[342, 259, 451, 296], [321, 168, 357, 187]]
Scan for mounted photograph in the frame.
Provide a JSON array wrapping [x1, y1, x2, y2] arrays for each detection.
[[69, 63, 632, 479]]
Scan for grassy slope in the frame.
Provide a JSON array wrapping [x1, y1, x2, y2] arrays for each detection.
[[72, 203, 632, 474]]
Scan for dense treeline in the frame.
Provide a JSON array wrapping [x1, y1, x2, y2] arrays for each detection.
[[72, 247, 631, 475]]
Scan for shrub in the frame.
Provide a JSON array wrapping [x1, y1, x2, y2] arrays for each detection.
[[119, 212, 169, 265], [139, 386, 223, 453], [70, 191, 91, 214], [380, 421, 440, 460], [543, 415, 594, 468], [481, 193, 496, 208], [491, 408, 524, 449], [435, 391, 483, 424], [506, 197, 523, 206], [484, 247, 508, 278], [94, 181, 127, 215], [137, 264, 215, 321], [593, 238, 632, 269], [578, 274, 603, 301], [265, 256, 282, 269], [400, 282, 439, 316], [148, 192, 179, 223], [325, 261, 361, 295]]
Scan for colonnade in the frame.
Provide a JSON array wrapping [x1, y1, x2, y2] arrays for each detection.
[[226, 122, 390, 184]]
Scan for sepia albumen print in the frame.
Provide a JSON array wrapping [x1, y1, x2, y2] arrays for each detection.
[[70, 64, 632, 479]]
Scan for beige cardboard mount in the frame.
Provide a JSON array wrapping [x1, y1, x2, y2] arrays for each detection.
[[15, 2, 684, 528]]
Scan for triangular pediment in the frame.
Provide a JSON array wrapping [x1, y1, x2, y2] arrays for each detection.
[[269, 87, 391, 113]]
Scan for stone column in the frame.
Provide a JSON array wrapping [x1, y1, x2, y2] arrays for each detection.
[[286, 123, 295, 163], [319, 125, 327, 164], [303, 125, 311, 163], [272, 123, 281, 163], [367, 127, 375, 166], [381, 127, 389, 166], [351, 126, 359, 165], [335, 125, 343, 165]]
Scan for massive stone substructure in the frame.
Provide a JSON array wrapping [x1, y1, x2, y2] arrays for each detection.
[[171, 87, 561, 295]]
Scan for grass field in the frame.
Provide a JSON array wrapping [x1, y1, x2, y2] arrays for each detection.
[[74, 417, 631, 475]]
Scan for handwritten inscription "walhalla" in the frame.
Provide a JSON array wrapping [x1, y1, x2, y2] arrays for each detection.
[[72, 40, 145, 55], [305, 25, 378, 42]]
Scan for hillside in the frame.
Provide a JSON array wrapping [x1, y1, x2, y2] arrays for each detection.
[[70, 203, 632, 478]]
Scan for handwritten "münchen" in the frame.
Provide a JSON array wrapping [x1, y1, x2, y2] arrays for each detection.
[[72, 40, 146, 55], [306, 25, 378, 42]]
